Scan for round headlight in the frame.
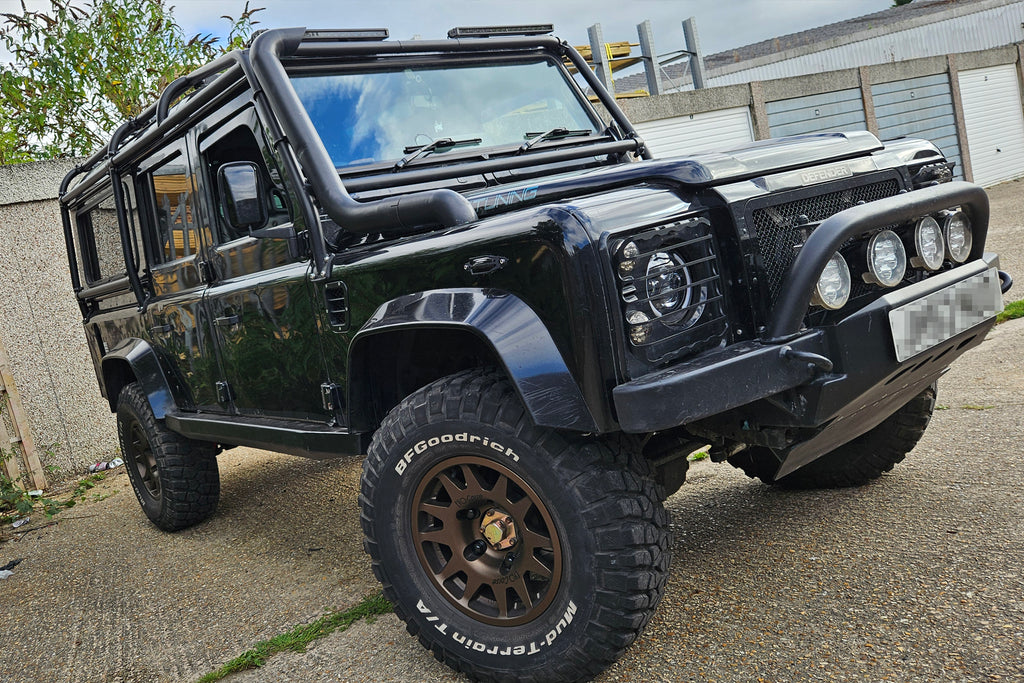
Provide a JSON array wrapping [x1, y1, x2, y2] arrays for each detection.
[[912, 216, 945, 270], [943, 211, 972, 263], [864, 230, 907, 287], [810, 252, 852, 310], [646, 252, 691, 316]]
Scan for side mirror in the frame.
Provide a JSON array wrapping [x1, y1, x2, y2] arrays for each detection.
[[217, 161, 268, 232]]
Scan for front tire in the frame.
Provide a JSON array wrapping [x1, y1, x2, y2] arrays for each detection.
[[730, 384, 936, 489], [116, 383, 220, 531], [360, 370, 669, 682]]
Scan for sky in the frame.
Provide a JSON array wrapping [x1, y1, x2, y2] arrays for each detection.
[[1, 0, 898, 67]]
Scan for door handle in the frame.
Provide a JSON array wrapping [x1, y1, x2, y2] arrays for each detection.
[[214, 314, 240, 327], [150, 323, 172, 334]]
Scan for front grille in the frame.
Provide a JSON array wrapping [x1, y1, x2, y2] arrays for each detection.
[[752, 178, 901, 306]]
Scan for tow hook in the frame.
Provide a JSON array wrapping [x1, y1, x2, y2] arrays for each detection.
[[780, 345, 834, 373], [999, 270, 1013, 294]]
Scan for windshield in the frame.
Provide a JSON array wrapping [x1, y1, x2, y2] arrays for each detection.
[[290, 58, 599, 169]]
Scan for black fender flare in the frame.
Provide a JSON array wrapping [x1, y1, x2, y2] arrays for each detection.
[[100, 338, 181, 418], [348, 289, 599, 432]]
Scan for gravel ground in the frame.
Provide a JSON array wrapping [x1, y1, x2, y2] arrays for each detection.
[[1, 180, 1022, 683]]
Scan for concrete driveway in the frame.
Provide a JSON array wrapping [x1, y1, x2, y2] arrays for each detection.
[[2, 181, 1022, 683]]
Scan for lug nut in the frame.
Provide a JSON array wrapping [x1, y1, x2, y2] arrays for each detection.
[[499, 552, 517, 576], [464, 539, 487, 561]]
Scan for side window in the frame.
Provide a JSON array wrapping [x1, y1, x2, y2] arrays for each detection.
[[146, 153, 202, 264], [202, 123, 294, 244], [120, 177, 145, 274], [75, 184, 124, 284]]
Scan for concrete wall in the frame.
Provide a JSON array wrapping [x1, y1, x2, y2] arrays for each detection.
[[0, 159, 118, 483]]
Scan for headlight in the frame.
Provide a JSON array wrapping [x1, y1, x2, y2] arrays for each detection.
[[810, 252, 852, 310], [911, 216, 945, 270], [612, 216, 727, 356], [646, 252, 695, 317], [863, 229, 907, 287], [943, 211, 972, 263]]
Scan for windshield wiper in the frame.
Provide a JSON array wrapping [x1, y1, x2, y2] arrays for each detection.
[[394, 137, 482, 171], [518, 128, 592, 154]]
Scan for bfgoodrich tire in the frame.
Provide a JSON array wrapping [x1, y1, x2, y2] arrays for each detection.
[[360, 370, 670, 683], [730, 384, 936, 489], [116, 382, 220, 531]]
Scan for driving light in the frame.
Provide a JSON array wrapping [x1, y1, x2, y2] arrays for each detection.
[[864, 230, 907, 287], [912, 216, 945, 271], [810, 253, 852, 310], [943, 211, 972, 263]]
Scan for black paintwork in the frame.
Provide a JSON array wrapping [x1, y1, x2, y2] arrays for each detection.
[[60, 27, 1009, 476]]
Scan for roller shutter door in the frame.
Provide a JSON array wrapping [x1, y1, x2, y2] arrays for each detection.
[[767, 88, 867, 138], [958, 64, 1024, 187], [872, 73, 964, 179], [634, 106, 754, 158]]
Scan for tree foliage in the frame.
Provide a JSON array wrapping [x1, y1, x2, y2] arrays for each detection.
[[0, 0, 261, 164]]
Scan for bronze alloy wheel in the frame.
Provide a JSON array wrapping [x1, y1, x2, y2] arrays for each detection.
[[127, 419, 161, 498], [411, 455, 562, 627]]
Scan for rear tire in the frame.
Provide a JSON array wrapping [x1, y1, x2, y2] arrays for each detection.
[[730, 384, 936, 489], [117, 383, 220, 531], [360, 369, 670, 682]]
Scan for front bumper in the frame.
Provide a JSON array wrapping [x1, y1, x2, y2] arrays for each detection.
[[613, 255, 1005, 470]]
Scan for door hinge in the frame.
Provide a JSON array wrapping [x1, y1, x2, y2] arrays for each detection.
[[321, 383, 343, 413], [216, 381, 234, 404]]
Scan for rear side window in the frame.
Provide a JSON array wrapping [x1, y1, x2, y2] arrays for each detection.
[[75, 185, 124, 284], [147, 153, 203, 263]]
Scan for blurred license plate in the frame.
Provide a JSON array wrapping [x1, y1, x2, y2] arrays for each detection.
[[888, 268, 1003, 362]]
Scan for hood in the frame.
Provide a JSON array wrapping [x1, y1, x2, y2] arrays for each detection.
[[465, 131, 886, 218]]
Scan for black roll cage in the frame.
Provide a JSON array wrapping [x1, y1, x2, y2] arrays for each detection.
[[60, 26, 648, 313]]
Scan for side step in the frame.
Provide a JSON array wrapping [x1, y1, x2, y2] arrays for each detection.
[[165, 411, 369, 459]]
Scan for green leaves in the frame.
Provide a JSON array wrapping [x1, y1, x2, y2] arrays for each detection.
[[0, 0, 260, 164]]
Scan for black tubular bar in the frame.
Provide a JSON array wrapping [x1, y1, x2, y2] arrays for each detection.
[[107, 118, 148, 310], [766, 180, 990, 342], [76, 276, 132, 301], [62, 62, 246, 205], [156, 52, 245, 125], [249, 28, 478, 237], [341, 139, 638, 193], [59, 166, 90, 317]]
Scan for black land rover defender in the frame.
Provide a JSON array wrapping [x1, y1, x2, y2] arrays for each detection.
[[61, 25, 1010, 682]]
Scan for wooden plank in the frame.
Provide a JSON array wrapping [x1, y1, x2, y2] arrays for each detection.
[[573, 41, 636, 61], [0, 344, 47, 490]]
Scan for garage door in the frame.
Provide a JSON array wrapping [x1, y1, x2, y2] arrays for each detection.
[[767, 88, 867, 138], [634, 106, 754, 158], [958, 64, 1024, 187], [872, 73, 964, 180]]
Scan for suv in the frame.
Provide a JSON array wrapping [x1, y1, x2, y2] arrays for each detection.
[[61, 26, 1009, 682]]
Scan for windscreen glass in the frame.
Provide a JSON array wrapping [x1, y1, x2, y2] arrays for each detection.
[[290, 58, 598, 168]]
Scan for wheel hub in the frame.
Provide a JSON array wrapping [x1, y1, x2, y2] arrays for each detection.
[[479, 507, 518, 550], [411, 455, 562, 626]]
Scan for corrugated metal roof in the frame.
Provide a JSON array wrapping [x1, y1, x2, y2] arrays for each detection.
[[613, 0, 1024, 94], [708, 2, 1024, 86]]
